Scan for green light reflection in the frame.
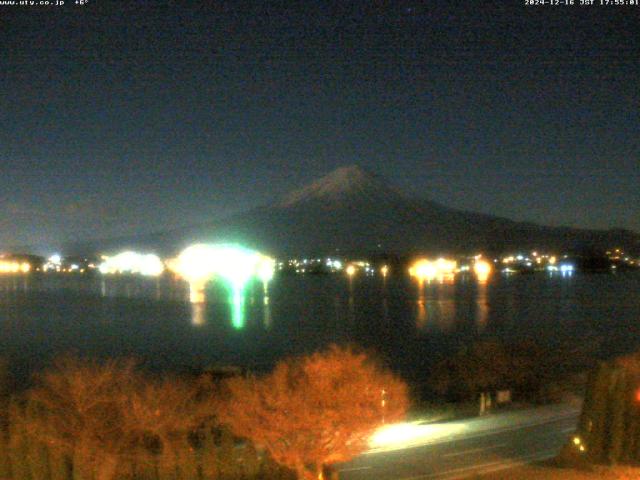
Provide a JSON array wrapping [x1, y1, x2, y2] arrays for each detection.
[[230, 283, 247, 329], [175, 243, 275, 330]]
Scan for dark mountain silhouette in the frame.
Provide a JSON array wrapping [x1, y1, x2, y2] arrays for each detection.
[[54, 165, 639, 257]]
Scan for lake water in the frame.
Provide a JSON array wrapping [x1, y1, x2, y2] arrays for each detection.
[[0, 272, 639, 386]]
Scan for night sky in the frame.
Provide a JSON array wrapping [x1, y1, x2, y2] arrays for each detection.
[[1, 0, 638, 249]]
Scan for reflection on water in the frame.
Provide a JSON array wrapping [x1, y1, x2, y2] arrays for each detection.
[[414, 279, 426, 329], [414, 283, 458, 332], [416, 295, 427, 329], [0, 272, 639, 383], [0, 272, 604, 337], [0, 278, 27, 293], [347, 294, 356, 323], [263, 296, 272, 329], [191, 302, 206, 327], [437, 297, 456, 332], [155, 279, 162, 301], [231, 287, 245, 329], [476, 282, 489, 331], [382, 297, 390, 322]]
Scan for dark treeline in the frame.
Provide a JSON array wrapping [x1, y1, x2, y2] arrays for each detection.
[[577, 352, 640, 465], [426, 338, 598, 405]]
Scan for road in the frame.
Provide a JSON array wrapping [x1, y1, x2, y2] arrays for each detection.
[[339, 404, 580, 480]]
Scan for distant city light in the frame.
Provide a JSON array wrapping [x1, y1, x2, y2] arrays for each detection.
[[559, 264, 574, 274], [43, 254, 63, 272], [257, 255, 276, 285], [435, 258, 457, 274], [409, 258, 457, 283], [98, 251, 164, 277], [473, 259, 492, 282], [409, 259, 437, 282], [0, 261, 31, 274], [170, 243, 275, 329], [170, 244, 220, 283], [346, 264, 356, 277]]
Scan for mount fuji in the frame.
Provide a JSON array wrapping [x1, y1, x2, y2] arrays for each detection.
[[163, 165, 639, 257], [58, 165, 639, 257]]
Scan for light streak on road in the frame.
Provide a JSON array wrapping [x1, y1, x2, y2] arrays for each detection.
[[368, 421, 468, 453]]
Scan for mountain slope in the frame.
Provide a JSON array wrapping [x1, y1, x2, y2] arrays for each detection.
[[54, 165, 639, 256], [175, 165, 639, 256]]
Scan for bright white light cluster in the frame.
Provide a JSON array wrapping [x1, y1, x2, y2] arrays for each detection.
[[326, 258, 343, 270], [0, 261, 30, 274], [409, 258, 458, 282], [473, 259, 492, 282], [547, 263, 574, 275], [99, 251, 164, 277], [45, 254, 62, 271], [257, 256, 276, 284], [368, 421, 467, 453], [170, 244, 275, 288], [345, 260, 375, 277]]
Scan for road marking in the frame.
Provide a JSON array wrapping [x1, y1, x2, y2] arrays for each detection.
[[339, 466, 371, 473], [398, 449, 558, 480], [456, 412, 579, 441], [448, 449, 559, 480], [442, 443, 509, 458]]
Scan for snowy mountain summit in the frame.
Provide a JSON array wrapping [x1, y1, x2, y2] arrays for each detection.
[[279, 165, 399, 208]]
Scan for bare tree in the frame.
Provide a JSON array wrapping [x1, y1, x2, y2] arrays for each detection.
[[430, 340, 511, 399], [119, 375, 213, 477], [26, 356, 137, 480], [25, 356, 212, 480]]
